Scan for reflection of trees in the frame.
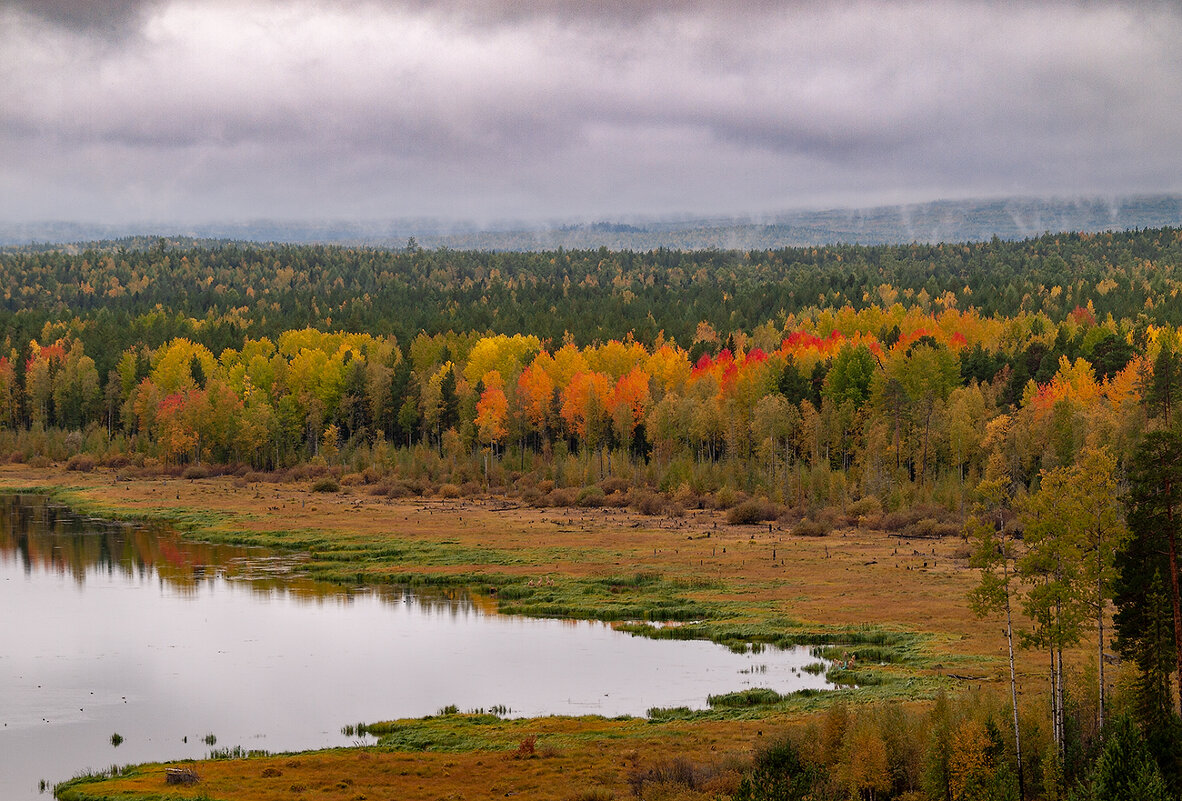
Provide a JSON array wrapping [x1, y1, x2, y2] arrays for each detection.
[[0, 494, 477, 611]]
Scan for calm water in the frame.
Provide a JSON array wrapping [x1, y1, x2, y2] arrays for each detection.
[[0, 494, 832, 799]]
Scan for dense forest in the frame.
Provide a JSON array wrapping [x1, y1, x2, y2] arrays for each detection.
[[0, 227, 1180, 386], [7, 227, 1182, 799]]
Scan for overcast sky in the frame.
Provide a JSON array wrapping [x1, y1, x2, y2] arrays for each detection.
[[1, 0, 1180, 225]]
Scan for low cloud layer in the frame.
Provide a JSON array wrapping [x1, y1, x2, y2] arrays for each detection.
[[2, 0, 1179, 224]]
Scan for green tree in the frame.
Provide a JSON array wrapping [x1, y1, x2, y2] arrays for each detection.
[[823, 344, 877, 410], [1019, 465, 1090, 765], [1071, 446, 1128, 734], [1086, 714, 1168, 801], [1114, 430, 1182, 719]]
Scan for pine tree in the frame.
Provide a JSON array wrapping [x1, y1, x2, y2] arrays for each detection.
[[1088, 714, 1168, 801]]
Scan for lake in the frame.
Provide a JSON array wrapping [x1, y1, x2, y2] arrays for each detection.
[[0, 493, 833, 799]]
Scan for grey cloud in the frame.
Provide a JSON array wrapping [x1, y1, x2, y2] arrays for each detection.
[[1, 0, 163, 36], [0, 0, 1180, 224]]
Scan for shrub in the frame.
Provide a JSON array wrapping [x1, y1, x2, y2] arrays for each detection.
[[66, 454, 97, 472], [102, 453, 131, 469], [727, 499, 779, 525], [310, 478, 339, 493], [846, 496, 882, 519], [576, 486, 605, 507], [460, 481, 482, 497], [901, 518, 960, 539], [182, 464, 210, 480], [385, 481, 413, 498], [437, 483, 461, 498], [547, 488, 578, 507], [714, 486, 742, 510], [604, 490, 630, 508], [512, 735, 537, 759], [631, 490, 666, 516], [599, 476, 631, 495], [792, 518, 832, 537], [674, 485, 703, 510]]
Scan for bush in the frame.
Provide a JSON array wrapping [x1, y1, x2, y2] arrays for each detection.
[[714, 486, 742, 510], [599, 476, 631, 495], [792, 518, 832, 537], [437, 483, 461, 498], [846, 496, 882, 519], [674, 485, 703, 510], [547, 488, 578, 507], [901, 518, 960, 539], [102, 453, 131, 469], [727, 499, 779, 525], [182, 464, 210, 480], [604, 490, 630, 508], [65, 454, 96, 472], [631, 490, 667, 516], [576, 486, 605, 507], [310, 478, 340, 493]]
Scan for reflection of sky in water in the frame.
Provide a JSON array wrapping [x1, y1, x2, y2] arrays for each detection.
[[0, 494, 833, 800]]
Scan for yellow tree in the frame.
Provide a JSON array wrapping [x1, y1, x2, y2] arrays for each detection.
[[463, 334, 541, 388], [837, 715, 890, 801]]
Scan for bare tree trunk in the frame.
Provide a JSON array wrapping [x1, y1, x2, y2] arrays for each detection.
[[1097, 544, 1106, 735], [1056, 645, 1065, 765], [1054, 647, 1063, 760], [1002, 523, 1024, 799]]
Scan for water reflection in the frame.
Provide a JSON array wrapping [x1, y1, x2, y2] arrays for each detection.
[[0, 493, 478, 611]]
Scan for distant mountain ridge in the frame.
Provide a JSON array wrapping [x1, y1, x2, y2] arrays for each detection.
[[4, 194, 1181, 251]]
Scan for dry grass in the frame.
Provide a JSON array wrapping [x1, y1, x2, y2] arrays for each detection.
[[58, 716, 763, 801]]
